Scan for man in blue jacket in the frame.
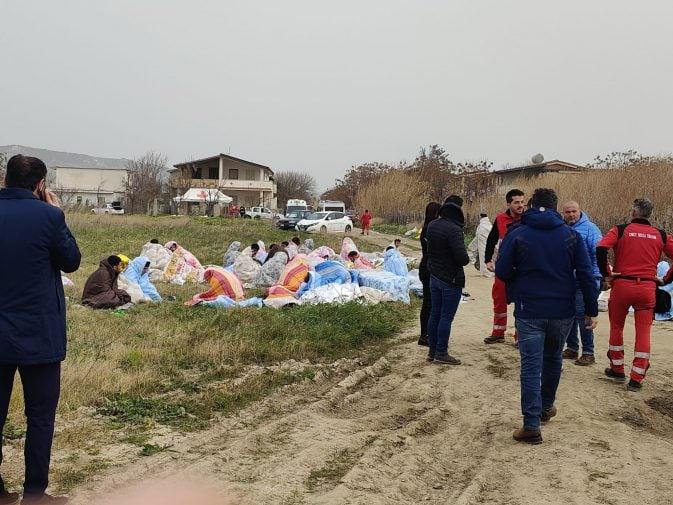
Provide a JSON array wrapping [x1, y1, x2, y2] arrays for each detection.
[[496, 188, 598, 444], [561, 201, 603, 366], [0, 155, 81, 504]]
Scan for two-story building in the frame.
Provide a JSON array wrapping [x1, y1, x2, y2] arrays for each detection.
[[169, 153, 277, 211]]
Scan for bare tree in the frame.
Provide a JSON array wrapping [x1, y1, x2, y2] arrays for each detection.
[[275, 171, 316, 210], [124, 151, 167, 214], [168, 166, 194, 214]]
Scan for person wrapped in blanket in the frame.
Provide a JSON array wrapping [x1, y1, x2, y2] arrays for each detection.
[[383, 246, 408, 277], [341, 237, 373, 269], [82, 255, 132, 309], [163, 241, 204, 284], [185, 266, 245, 306], [165, 241, 202, 270], [124, 256, 162, 301]]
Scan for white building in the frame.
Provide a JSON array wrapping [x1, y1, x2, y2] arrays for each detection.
[[49, 166, 128, 207], [170, 153, 277, 211]]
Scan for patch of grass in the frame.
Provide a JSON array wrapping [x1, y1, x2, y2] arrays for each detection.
[[52, 459, 110, 493], [3, 420, 25, 441], [372, 223, 411, 236], [139, 443, 172, 457], [120, 431, 151, 446]]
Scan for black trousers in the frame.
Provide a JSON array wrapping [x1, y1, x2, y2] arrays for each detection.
[[419, 269, 431, 337], [0, 362, 61, 495]]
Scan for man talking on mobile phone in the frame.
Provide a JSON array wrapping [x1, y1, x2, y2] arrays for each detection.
[[0, 155, 81, 504]]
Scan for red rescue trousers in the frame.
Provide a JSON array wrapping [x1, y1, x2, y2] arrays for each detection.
[[492, 277, 508, 337], [607, 279, 655, 383]]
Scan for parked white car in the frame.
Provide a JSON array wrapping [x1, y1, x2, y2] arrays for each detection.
[[296, 211, 353, 234], [91, 203, 124, 215], [244, 207, 274, 220]]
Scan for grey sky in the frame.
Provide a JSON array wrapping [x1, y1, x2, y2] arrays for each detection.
[[2, 0, 672, 189]]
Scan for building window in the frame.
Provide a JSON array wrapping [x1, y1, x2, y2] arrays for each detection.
[[76, 196, 82, 204], [229, 169, 239, 180], [208, 166, 219, 179]]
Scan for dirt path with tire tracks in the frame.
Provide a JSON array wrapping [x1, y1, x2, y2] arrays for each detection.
[[70, 266, 673, 504]]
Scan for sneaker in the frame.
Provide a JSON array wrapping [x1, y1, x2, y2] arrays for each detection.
[[434, 353, 461, 365], [541, 406, 557, 423], [21, 495, 68, 504], [604, 367, 626, 383], [484, 335, 505, 344], [562, 348, 579, 360], [417, 335, 429, 347], [574, 354, 595, 366], [0, 491, 20, 505], [627, 379, 643, 392], [512, 427, 542, 445], [426, 351, 435, 362]]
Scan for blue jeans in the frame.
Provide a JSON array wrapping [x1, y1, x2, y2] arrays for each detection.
[[427, 276, 462, 355], [516, 318, 574, 431], [565, 282, 599, 356]]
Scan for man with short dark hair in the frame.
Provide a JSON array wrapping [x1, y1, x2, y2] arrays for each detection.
[[496, 188, 599, 444], [484, 189, 526, 344], [0, 154, 81, 504], [597, 198, 673, 391]]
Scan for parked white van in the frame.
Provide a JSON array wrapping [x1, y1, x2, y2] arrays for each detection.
[[317, 200, 346, 213]]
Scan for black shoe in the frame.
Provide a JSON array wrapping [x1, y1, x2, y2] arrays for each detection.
[[0, 491, 20, 505], [604, 367, 626, 383], [426, 351, 435, 362], [484, 335, 505, 344], [627, 379, 643, 392], [418, 335, 429, 347], [434, 353, 461, 365]]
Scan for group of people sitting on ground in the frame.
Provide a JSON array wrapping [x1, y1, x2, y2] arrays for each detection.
[[81, 245, 165, 309], [417, 187, 673, 445]]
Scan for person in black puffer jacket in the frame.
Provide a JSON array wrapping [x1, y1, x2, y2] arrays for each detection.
[[426, 200, 470, 364], [418, 201, 442, 347]]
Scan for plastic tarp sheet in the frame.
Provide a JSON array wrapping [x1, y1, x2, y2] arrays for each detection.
[[201, 296, 264, 309], [299, 283, 363, 305], [407, 269, 423, 297], [356, 269, 411, 304]]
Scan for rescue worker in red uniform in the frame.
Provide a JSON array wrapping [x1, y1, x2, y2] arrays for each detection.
[[484, 189, 526, 344], [597, 198, 673, 391]]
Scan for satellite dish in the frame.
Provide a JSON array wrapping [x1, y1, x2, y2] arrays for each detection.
[[532, 153, 544, 164]]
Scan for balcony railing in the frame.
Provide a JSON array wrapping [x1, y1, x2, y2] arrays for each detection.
[[169, 178, 275, 191]]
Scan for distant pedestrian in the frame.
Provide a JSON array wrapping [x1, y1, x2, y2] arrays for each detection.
[[426, 199, 470, 365], [0, 155, 81, 503], [467, 213, 493, 278], [360, 209, 372, 235], [418, 202, 442, 347], [239, 205, 246, 218], [496, 188, 598, 444], [561, 201, 603, 366], [597, 198, 673, 391]]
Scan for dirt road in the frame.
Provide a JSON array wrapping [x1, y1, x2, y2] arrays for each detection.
[[71, 266, 673, 505]]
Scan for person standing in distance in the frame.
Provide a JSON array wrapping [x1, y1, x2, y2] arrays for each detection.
[[0, 155, 81, 504], [425, 198, 470, 364], [484, 189, 526, 344]]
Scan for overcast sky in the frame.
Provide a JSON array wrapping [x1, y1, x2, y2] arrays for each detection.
[[2, 0, 672, 189]]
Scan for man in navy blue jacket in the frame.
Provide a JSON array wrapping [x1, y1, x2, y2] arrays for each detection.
[[496, 188, 598, 444], [0, 155, 81, 504]]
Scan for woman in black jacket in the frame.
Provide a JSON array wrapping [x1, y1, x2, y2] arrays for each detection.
[[418, 201, 441, 346]]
